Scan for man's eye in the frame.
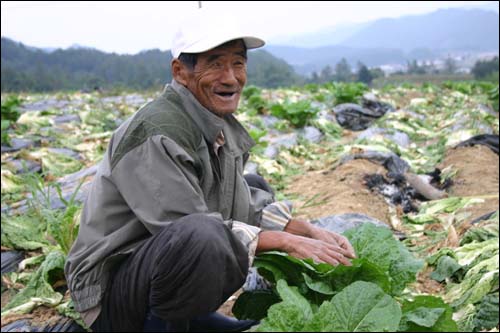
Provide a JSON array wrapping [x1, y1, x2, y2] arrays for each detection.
[[211, 62, 223, 69]]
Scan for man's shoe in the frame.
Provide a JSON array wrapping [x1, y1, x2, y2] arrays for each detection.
[[189, 312, 259, 332]]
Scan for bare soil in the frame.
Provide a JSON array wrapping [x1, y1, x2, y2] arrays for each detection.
[[439, 145, 499, 224], [285, 159, 392, 224]]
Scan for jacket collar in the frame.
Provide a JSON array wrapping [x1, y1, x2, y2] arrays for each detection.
[[168, 80, 255, 155]]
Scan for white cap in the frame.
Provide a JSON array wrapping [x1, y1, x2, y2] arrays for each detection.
[[171, 9, 265, 59]]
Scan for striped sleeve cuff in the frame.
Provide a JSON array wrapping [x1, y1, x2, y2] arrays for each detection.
[[231, 221, 261, 266], [260, 201, 293, 232]]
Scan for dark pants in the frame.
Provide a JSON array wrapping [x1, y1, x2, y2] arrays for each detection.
[[91, 214, 249, 332], [91, 174, 272, 332]]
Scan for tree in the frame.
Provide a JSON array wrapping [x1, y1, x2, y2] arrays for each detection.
[[443, 57, 457, 74], [320, 65, 334, 84], [310, 71, 320, 84], [369, 68, 385, 80], [357, 62, 373, 85], [335, 58, 352, 82], [472, 57, 499, 80]]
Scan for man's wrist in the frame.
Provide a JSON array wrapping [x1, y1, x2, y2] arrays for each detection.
[[256, 230, 294, 254], [284, 218, 313, 238]]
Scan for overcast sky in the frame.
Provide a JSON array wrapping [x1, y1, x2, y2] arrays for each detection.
[[1, 1, 497, 54]]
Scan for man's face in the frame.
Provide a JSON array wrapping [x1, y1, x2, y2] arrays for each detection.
[[182, 40, 247, 117]]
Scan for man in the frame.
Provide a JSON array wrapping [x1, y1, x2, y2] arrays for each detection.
[[65, 9, 355, 332]]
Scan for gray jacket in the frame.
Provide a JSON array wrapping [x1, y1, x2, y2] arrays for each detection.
[[65, 80, 292, 314]]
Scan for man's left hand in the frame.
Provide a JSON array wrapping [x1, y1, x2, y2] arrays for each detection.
[[308, 225, 357, 259], [285, 219, 357, 260]]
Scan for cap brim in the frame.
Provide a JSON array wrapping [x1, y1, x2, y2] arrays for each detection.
[[181, 35, 265, 55]]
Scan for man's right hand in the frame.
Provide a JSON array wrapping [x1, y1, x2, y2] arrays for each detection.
[[256, 231, 353, 267]]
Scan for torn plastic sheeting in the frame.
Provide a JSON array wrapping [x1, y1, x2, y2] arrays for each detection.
[[311, 213, 388, 234], [1, 251, 25, 274], [333, 103, 385, 131], [339, 150, 410, 174], [364, 174, 418, 213], [361, 94, 395, 115], [455, 134, 499, 155], [358, 127, 411, 148]]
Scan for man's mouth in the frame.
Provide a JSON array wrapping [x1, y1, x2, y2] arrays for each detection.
[[215, 91, 237, 99]]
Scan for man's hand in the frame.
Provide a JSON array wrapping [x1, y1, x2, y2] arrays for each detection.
[[284, 234, 353, 266], [284, 219, 357, 260], [257, 224, 356, 267], [308, 225, 357, 260]]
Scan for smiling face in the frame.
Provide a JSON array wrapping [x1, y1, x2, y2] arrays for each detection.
[[172, 40, 247, 117]]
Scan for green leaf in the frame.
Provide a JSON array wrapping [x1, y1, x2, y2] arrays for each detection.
[[430, 256, 462, 282], [1, 213, 50, 251], [303, 273, 335, 295], [257, 280, 314, 332], [344, 223, 423, 295], [276, 279, 313, 318], [327, 281, 401, 332], [399, 295, 458, 332], [473, 292, 499, 331], [3, 250, 66, 313], [321, 258, 391, 294]]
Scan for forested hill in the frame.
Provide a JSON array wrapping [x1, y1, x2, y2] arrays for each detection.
[[1, 37, 301, 92]]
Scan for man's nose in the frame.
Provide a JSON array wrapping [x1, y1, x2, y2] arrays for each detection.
[[219, 66, 238, 86]]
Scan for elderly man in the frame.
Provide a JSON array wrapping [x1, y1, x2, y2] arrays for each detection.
[[65, 10, 355, 333]]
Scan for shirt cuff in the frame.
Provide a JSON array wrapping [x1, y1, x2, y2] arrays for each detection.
[[260, 201, 293, 232], [231, 221, 261, 266]]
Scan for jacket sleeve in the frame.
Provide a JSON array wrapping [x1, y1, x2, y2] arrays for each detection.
[[111, 135, 262, 256]]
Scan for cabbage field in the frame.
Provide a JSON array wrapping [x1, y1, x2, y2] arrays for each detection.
[[1, 81, 499, 332]]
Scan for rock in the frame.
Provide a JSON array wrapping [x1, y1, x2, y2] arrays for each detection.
[[311, 213, 388, 234], [299, 126, 323, 143], [1, 251, 24, 274], [1, 138, 35, 153]]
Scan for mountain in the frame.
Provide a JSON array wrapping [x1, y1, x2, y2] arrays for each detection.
[[341, 8, 499, 52], [1, 38, 301, 92], [270, 22, 370, 48], [265, 8, 499, 76], [264, 45, 407, 75]]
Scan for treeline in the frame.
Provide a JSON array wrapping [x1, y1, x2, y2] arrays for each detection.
[[308, 56, 500, 86], [307, 58, 385, 85], [1, 38, 300, 92]]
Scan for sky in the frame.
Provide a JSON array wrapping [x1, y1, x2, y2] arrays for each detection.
[[1, 1, 498, 54]]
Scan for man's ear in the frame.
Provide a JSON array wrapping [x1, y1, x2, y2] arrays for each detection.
[[171, 59, 189, 86]]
